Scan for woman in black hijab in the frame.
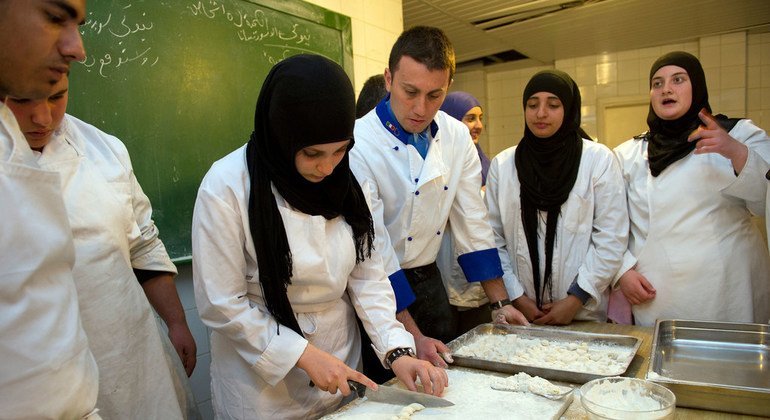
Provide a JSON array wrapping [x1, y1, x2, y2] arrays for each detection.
[[192, 54, 446, 420], [486, 69, 628, 325], [614, 51, 770, 326]]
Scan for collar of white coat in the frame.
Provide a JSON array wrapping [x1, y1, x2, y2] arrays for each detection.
[[375, 93, 439, 145]]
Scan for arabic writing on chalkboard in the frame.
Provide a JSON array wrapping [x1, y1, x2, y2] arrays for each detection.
[[79, 4, 159, 79], [187, 0, 314, 65]]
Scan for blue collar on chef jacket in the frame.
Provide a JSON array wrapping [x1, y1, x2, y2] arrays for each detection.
[[375, 94, 439, 149]]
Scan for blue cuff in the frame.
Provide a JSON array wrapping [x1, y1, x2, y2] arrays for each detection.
[[388, 269, 416, 312], [567, 281, 591, 305], [457, 248, 504, 282]]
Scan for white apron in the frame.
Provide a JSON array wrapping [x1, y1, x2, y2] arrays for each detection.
[[632, 152, 770, 326], [209, 204, 361, 420], [0, 106, 99, 419], [37, 138, 186, 419]]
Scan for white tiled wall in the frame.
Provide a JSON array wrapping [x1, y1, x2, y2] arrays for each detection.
[[174, 1, 404, 418], [455, 31, 770, 158]]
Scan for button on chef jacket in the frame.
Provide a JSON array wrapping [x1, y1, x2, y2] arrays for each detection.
[[350, 96, 503, 311]]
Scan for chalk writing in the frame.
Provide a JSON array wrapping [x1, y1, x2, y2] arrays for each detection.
[[188, 0, 311, 63], [78, 4, 159, 78]]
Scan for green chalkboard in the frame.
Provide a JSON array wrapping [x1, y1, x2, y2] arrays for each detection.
[[68, 0, 353, 262]]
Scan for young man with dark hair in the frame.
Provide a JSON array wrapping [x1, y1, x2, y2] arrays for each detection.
[[351, 26, 528, 371]]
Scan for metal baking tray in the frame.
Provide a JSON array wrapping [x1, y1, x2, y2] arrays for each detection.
[[646, 319, 770, 417], [447, 323, 641, 384]]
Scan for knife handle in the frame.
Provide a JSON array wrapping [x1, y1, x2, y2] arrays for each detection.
[[347, 380, 367, 398]]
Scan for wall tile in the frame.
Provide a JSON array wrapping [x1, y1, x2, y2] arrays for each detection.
[[186, 307, 210, 355], [618, 59, 640, 82], [721, 42, 746, 66], [721, 32, 746, 46], [700, 36, 720, 48], [720, 64, 745, 89], [175, 266, 196, 310], [618, 80, 640, 96], [596, 62, 617, 85], [699, 45, 721, 69], [720, 88, 745, 113]]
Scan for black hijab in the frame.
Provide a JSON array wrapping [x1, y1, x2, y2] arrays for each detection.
[[515, 70, 584, 308], [244, 54, 374, 336], [646, 51, 710, 176]]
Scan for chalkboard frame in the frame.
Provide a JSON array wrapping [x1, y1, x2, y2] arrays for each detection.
[[69, 0, 353, 263]]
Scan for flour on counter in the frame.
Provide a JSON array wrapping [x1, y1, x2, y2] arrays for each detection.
[[321, 369, 571, 420], [453, 334, 631, 374]]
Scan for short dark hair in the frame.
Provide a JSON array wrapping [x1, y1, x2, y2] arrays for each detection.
[[355, 74, 387, 118], [388, 26, 455, 83]]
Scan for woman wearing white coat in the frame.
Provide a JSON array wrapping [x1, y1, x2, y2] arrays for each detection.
[[2, 77, 197, 419], [486, 70, 628, 324], [614, 51, 770, 326], [192, 54, 446, 420]]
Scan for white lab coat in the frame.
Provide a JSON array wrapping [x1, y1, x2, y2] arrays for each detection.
[[722, 144, 770, 247], [350, 110, 497, 278], [192, 146, 414, 420], [485, 139, 629, 321], [614, 119, 770, 326], [33, 114, 193, 419], [0, 105, 100, 419]]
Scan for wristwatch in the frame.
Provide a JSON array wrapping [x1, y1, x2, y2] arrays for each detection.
[[489, 298, 512, 311], [385, 347, 415, 368]]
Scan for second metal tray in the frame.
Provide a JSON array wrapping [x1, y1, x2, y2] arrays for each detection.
[[447, 323, 641, 384], [646, 319, 770, 417]]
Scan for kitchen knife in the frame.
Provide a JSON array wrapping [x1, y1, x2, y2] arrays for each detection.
[[347, 380, 454, 408]]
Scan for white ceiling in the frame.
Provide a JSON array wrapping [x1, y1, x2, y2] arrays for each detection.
[[403, 0, 770, 68]]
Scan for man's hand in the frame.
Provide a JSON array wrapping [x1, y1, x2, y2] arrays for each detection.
[[391, 354, 448, 397], [618, 268, 656, 305], [168, 322, 197, 376], [492, 304, 530, 326], [512, 295, 545, 322], [414, 334, 451, 368], [533, 295, 582, 325]]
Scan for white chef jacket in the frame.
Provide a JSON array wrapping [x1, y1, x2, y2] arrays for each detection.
[[351, 102, 502, 311], [485, 139, 628, 321], [35, 114, 193, 419], [0, 105, 100, 419], [614, 119, 770, 326], [192, 145, 414, 420], [722, 143, 770, 246]]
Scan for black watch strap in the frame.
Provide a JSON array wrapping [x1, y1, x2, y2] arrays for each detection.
[[489, 298, 512, 311], [385, 347, 415, 368]]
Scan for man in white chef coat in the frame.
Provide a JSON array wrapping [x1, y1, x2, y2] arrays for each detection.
[[0, 0, 101, 418], [350, 26, 529, 369]]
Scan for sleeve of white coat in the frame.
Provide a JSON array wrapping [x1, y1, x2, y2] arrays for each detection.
[[612, 146, 638, 286], [721, 120, 770, 216], [484, 153, 525, 300], [349, 149, 416, 312], [449, 130, 504, 282], [346, 182, 416, 364], [125, 158, 176, 274], [192, 183, 308, 386], [574, 148, 629, 309]]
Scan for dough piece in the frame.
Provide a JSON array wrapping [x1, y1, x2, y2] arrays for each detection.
[[393, 402, 425, 419]]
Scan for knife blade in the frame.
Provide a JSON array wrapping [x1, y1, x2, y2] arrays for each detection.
[[348, 380, 454, 408]]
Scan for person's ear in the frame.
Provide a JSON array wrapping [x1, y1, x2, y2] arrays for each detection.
[[384, 68, 392, 93]]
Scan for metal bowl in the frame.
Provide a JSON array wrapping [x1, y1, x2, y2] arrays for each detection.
[[580, 377, 675, 420]]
